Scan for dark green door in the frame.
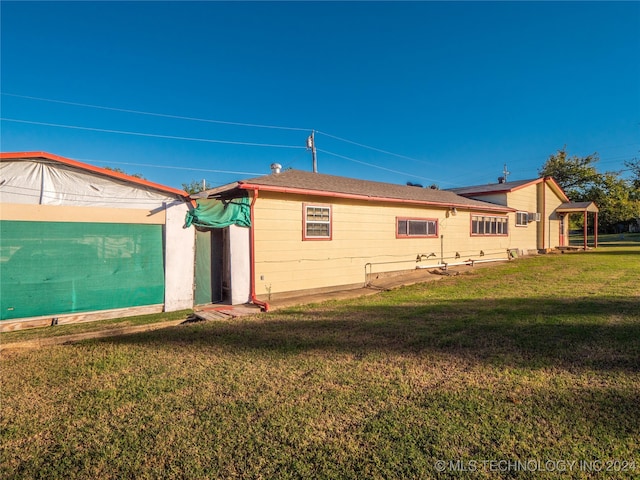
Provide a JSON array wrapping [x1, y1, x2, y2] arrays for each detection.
[[194, 229, 223, 305]]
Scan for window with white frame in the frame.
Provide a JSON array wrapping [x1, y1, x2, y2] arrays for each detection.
[[516, 211, 529, 226], [397, 218, 438, 238], [304, 204, 331, 240], [471, 215, 508, 236]]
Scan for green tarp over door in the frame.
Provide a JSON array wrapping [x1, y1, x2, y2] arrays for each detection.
[[185, 197, 251, 229]]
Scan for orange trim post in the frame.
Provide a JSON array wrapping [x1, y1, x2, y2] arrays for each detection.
[[542, 180, 547, 249], [583, 210, 588, 250], [594, 212, 598, 248], [248, 189, 269, 312]]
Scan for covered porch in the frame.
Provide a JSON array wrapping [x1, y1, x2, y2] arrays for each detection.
[[555, 201, 599, 250]]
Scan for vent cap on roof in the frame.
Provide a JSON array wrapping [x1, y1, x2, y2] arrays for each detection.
[[270, 163, 282, 174]]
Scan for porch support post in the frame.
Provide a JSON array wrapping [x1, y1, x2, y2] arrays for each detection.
[[594, 211, 598, 248], [583, 210, 588, 250]]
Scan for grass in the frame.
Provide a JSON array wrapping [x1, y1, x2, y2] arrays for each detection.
[[570, 232, 640, 247], [1, 246, 639, 479]]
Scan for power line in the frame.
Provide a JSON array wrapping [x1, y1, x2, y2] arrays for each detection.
[[316, 148, 457, 186], [9, 92, 633, 185], [1, 92, 311, 132], [3, 92, 440, 168], [77, 158, 263, 176], [0, 118, 307, 149], [316, 130, 437, 166]]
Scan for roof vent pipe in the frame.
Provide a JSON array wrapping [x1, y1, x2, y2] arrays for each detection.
[[270, 163, 282, 174]]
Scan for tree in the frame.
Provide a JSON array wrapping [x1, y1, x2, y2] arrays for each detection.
[[538, 147, 601, 199], [182, 179, 213, 195], [583, 172, 640, 232], [539, 147, 640, 233], [103, 166, 145, 179], [625, 158, 640, 192]]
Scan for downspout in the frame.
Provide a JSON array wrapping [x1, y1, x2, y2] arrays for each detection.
[[542, 178, 547, 249], [583, 210, 588, 250], [248, 189, 270, 312]]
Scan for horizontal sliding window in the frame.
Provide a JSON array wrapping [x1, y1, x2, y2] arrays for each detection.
[[471, 215, 508, 236], [397, 218, 438, 238], [303, 204, 331, 240]]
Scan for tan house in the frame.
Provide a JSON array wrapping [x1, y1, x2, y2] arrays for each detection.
[[451, 177, 599, 251], [0, 152, 195, 330], [191, 169, 592, 310]]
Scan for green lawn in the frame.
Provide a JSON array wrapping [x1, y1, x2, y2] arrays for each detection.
[[570, 232, 640, 247], [2, 247, 639, 479]]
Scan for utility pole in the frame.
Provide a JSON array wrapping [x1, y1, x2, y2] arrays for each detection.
[[307, 130, 317, 173]]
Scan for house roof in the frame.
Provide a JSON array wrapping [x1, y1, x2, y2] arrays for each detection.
[[556, 201, 599, 213], [199, 169, 513, 212], [449, 177, 569, 202], [0, 151, 189, 198], [449, 179, 538, 195]]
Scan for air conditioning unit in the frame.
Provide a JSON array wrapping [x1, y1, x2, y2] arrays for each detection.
[[528, 212, 541, 222]]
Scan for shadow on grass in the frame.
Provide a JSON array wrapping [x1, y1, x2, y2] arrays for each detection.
[[101, 296, 640, 373]]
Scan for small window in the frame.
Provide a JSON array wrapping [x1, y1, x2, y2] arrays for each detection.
[[397, 218, 438, 238], [516, 211, 529, 226], [471, 215, 508, 236], [304, 204, 331, 240]]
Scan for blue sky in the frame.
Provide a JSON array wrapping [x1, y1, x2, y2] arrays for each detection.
[[1, 1, 639, 190]]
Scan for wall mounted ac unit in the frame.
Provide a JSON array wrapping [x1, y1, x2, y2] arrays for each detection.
[[528, 212, 541, 222]]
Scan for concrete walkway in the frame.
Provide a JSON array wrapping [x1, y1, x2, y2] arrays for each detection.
[[265, 266, 458, 310]]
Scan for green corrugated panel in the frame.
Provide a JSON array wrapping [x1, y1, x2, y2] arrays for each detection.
[[0, 221, 164, 320]]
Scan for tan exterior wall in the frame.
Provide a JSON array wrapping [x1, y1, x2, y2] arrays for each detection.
[[1, 202, 166, 224], [535, 180, 566, 249], [253, 192, 514, 296], [544, 182, 564, 248], [506, 185, 539, 252]]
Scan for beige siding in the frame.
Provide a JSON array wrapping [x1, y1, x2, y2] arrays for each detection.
[[545, 182, 565, 248], [1, 202, 166, 224], [253, 192, 514, 296], [534, 180, 566, 249], [506, 185, 539, 252]]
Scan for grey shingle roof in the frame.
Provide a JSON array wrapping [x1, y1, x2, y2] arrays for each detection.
[[205, 169, 512, 211], [556, 202, 599, 212], [448, 179, 538, 195]]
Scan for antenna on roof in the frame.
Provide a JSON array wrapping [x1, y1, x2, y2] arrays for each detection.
[[503, 163, 510, 182]]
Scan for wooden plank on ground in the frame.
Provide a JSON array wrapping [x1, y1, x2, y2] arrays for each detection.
[[0, 319, 187, 354], [193, 310, 232, 321]]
